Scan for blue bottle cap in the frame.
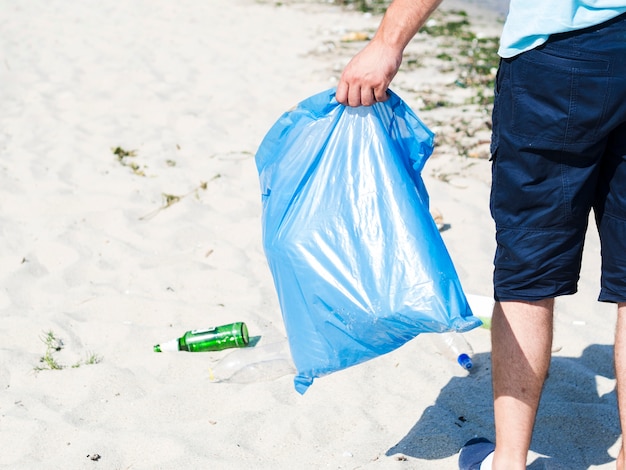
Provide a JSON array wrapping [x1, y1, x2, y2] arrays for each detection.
[[457, 353, 473, 370]]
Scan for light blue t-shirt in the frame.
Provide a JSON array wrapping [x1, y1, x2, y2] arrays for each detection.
[[499, 0, 626, 58]]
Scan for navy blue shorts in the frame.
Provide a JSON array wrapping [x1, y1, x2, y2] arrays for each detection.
[[490, 13, 626, 303]]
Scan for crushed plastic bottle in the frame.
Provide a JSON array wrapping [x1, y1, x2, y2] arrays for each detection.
[[208, 340, 296, 384], [431, 332, 474, 370]]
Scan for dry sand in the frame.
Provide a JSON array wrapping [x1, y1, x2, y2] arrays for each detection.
[[0, 1, 620, 468]]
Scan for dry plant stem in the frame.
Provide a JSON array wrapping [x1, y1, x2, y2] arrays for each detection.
[[138, 178, 216, 221]]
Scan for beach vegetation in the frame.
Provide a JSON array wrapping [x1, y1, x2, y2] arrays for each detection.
[[162, 193, 182, 208], [35, 330, 64, 371], [420, 11, 499, 90], [73, 352, 103, 368], [34, 330, 102, 372], [421, 17, 472, 38], [112, 146, 146, 177], [401, 54, 423, 70], [421, 98, 454, 111], [406, 9, 499, 159], [139, 178, 216, 220], [436, 52, 454, 61], [333, 0, 389, 14]]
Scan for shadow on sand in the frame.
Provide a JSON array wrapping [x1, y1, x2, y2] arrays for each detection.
[[387, 344, 620, 469]]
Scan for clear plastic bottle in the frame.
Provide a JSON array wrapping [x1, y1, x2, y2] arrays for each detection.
[[208, 340, 296, 384], [432, 332, 474, 370]]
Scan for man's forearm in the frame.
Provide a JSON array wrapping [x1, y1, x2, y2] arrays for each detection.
[[374, 0, 443, 52]]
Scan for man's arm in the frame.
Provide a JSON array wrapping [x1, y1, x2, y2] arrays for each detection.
[[336, 0, 443, 107]]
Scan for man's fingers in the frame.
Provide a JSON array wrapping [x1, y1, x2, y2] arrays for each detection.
[[348, 84, 363, 107], [374, 87, 389, 103], [336, 81, 387, 107], [360, 88, 377, 107], [335, 80, 349, 105]]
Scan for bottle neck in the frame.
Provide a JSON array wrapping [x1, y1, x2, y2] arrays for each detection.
[[158, 338, 181, 352]]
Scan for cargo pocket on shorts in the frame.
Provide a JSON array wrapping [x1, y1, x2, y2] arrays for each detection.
[[510, 46, 610, 146]]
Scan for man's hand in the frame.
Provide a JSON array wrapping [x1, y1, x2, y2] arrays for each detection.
[[334, 0, 443, 107], [335, 40, 402, 107]]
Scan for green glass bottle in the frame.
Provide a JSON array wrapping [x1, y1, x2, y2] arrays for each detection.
[[153, 322, 249, 352]]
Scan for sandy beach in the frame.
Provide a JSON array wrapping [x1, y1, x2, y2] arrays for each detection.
[[0, 1, 621, 468]]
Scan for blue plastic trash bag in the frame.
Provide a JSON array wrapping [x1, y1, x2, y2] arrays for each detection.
[[255, 88, 481, 394]]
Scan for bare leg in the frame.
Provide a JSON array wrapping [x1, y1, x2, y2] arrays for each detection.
[[615, 302, 626, 470], [490, 299, 554, 470]]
